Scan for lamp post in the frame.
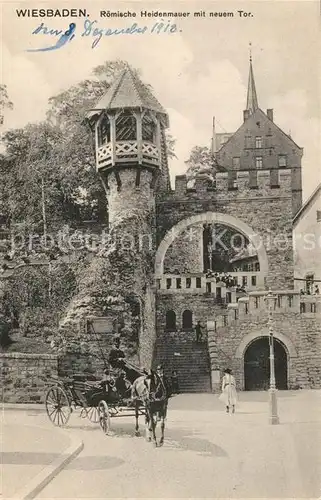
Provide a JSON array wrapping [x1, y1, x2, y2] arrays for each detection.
[[265, 289, 279, 425]]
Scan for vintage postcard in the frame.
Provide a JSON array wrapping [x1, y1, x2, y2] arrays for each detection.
[[0, 0, 320, 498]]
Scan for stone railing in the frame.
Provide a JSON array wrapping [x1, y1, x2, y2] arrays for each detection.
[[156, 271, 263, 296]]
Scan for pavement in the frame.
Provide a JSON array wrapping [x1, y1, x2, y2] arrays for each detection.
[[1, 390, 321, 499], [0, 408, 83, 499]]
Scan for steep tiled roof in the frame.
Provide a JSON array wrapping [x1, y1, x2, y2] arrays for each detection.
[[89, 67, 167, 116]]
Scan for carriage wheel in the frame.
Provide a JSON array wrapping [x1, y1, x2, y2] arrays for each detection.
[[98, 400, 110, 435], [45, 386, 71, 427], [87, 406, 100, 423]]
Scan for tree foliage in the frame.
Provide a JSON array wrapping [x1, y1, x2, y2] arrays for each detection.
[[1, 60, 176, 232], [0, 84, 13, 126]]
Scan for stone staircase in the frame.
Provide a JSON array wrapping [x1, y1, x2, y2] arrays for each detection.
[[154, 331, 212, 393]]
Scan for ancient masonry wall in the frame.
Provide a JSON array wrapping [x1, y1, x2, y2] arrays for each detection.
[[156, 170, 294, 289], [0, 353, 58, 403], [163, 224, 204, 274], [108, 169, 158, 369], [207, 294, 321, 391]]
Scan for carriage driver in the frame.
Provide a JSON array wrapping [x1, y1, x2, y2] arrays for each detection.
[[108, 335, 145, 398]]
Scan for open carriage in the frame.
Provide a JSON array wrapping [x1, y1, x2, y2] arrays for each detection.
[[45, 373, 145, 435]]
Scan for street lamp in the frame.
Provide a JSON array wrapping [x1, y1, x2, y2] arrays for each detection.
[[264, 289, 279, 425]]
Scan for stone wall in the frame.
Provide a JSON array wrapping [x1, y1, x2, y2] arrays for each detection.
[[207, 312, 321, 392], [0, 352, 58, 403], [156, 172, 294, 289], [156, 294, 225, 333], [163, 224, 203, 274]]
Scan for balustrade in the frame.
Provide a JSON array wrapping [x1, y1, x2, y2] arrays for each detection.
[[157, 271, 263, 296], [97, 140, 159, 169]]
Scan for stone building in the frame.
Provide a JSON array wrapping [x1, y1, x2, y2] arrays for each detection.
[[81, 60, 320, 393], [293, 184, 321, 293], [2, 60, 320, 402]]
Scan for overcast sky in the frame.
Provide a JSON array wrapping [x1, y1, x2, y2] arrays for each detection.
[[1, 0, 320, 201]]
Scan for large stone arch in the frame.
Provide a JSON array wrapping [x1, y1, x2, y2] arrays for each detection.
[[235, 330, 298, 359], [155, 212, 269, 276]]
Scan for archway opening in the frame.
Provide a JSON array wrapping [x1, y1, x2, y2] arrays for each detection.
[[244, 337, 288, 390], [182, 309, 193, 330]]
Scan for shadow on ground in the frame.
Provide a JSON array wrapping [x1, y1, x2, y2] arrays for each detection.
[[1, 451, 61, 465]]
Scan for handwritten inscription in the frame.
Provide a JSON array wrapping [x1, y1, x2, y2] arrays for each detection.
[[27, 19, 180, 51]]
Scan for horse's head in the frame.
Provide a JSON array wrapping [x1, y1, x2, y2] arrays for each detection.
[[149, 370, 166, 402]]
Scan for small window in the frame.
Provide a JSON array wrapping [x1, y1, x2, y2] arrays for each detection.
[[300, 302, 306, 314], [317, 210, 321, 222], [278, 155, 287, 167], [98, 116, 110, 146], [206, 282, 211, 293], [255, 156, 263, 169], [251, 276, 257, 286], [233, 157, 240, 168], [242, 276, 248, 286], [255, 262, 260, 271], [288, 295, 293, 307], [245, 303, 249, 314], [182, 310, 193, 330], [142, 113, 156, 143], [166, 310, 176, 330], [254, 297, 259, 308], [196, 277, 202, 288], [186, 277, 191, 288], [176, 278, 181, 289], [116, 111, 136, 141], [255, 136, 262, 148], [166, 278, 172, 289]]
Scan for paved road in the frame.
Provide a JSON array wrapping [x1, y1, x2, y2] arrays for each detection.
[[1, 410, 70, 498], [1, 391, 320, 499], [34, 390, 320, 499]]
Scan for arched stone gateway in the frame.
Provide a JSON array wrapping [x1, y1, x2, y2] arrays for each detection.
[[235, 331, 297, 390], [155, 212, 269, 277]]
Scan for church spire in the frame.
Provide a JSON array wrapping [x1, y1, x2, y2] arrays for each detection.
[[246, 45, 258, 115]]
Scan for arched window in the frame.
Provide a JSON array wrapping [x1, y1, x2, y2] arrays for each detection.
[[116, 111, 137, 141], [98, 115, 110, 146], [165, 310, 176, 331], [142, 113, 156, 143], [182, 309, 193, 330]]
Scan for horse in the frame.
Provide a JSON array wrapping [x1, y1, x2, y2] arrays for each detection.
[[131, 371, 168, 447]]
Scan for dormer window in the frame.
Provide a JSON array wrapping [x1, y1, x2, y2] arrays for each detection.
[[255, 136, 262, 148], [278, 155, 287, 167], [255, 156, 263, 169], [98, 115, 110, 146], [142, 113, 156, 143], [116, 111, 137, 141]]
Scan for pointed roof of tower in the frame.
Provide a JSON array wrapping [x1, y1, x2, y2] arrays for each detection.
[[89, 66, 168, 117], [246, 57, 259, 115]]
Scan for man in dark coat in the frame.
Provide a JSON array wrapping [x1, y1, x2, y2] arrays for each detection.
[[108, 336, 126, 369], [108, 336, 145, 399]]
